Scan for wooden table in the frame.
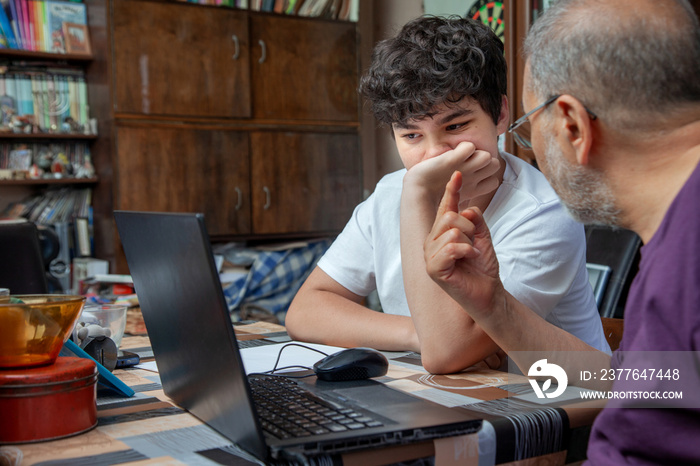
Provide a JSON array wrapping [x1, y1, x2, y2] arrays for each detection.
[[4, 322, 603, 465]]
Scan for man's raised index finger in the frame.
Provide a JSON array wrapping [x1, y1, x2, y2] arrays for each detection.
[[437, 171, 462, 217]]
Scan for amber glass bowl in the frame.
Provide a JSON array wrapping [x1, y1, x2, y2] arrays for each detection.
[[0, 295, 86, 369]]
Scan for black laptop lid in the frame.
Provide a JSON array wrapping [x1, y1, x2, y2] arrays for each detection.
[[114, 211, 267, 459]]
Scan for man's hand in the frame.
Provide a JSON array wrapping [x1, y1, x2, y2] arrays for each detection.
[[424, 171, 503, 318], [474, 349, 508, 371], [403, 141, 501, 207]]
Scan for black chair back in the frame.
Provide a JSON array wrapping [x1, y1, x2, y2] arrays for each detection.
[[585, 224, 642, 318], [0, 220, 50, 294]]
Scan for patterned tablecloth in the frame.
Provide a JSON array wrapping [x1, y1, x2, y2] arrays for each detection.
[[3, 322, 602, 466]]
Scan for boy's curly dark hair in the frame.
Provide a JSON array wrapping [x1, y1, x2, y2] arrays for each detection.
[[359, 15, 507, 127]]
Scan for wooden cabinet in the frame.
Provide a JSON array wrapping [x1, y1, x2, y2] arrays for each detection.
[[112, 0, 251, 118], [113, 127, 361, 242], [250, 131, 360, 234], [114, 126, 251, 235], [250, 15, 358, 121], [112, 0, 359, 123], [90, 0, 365, 271]]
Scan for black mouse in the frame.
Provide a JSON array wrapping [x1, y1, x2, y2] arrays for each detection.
[[313, 347, 389, 382]]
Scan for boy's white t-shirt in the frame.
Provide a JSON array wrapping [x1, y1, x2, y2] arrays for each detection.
[[317, 152, 610, 353]]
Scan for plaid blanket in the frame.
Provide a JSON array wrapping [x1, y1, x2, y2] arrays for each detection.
[[222, 239, 332, 321]]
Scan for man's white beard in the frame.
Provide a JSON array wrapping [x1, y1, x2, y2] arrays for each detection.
[[543, 134, 621, 226]]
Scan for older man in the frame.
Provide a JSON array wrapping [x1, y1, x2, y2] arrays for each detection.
[[424, 0, 700, 463]]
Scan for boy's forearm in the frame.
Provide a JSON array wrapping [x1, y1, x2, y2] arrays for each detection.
[[286, 289, 420, 352], [402, 264, 503, 373]]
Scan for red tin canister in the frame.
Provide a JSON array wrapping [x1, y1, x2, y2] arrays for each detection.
[[0, 356, 98, 443]]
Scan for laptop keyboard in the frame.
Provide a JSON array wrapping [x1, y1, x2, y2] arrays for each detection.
[[237, 338, 278, 349], [249, 376, 384, 439]]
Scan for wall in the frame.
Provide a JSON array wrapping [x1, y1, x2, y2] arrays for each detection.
[[424, 0, 479, 17], [368, 0, 423, 190]]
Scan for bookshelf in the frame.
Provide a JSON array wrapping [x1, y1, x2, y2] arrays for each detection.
[[0, 50, 92, 61], [0, 1, 100, 294], [0, 177, 96, 185]]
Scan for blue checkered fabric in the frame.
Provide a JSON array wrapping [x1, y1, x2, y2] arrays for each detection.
[[222, 239, 332, 319]]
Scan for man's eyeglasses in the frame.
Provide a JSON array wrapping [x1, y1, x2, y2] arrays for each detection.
[[508, 95, 598, 150]]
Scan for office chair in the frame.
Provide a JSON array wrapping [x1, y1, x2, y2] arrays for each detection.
[[0, 220, 50, 294], [584, 224, 642, 319]]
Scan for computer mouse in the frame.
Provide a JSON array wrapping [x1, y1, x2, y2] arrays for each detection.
[[313, 347, 389, 382]]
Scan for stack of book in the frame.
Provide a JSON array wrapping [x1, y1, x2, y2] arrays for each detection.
[[176, 0, 247, 6], [176, 0, 359, 21], [3, 185, 91, 224], [252, 0, 358, 20], [0, 66, 90, 134], [0, 0, 90, 54]]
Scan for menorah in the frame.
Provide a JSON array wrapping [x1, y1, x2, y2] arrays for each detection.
[[32, 87, 71, 132]]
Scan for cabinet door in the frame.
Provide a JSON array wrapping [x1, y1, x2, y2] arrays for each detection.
[[112, 0, 251, 118], [250, 131, 361, 235], [115, 126, 251, 236], [250, 16, 358, 122]]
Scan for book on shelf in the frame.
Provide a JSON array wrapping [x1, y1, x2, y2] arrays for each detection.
[[1, 187, 93, 285], [0, 1, 88, 54], [324, 0, 342, 19], [73, 214, 89, 256], [0, 1, 17, 48], [46, 0, 88, 54], [18, 2, 28, 48], [284, 0, 302, 15], [0, 66, 91, 134], [172, 0, 356, 20], [7, 0, 19, 48], [298, 0, 342, 18], [26, 0, 35, 51]]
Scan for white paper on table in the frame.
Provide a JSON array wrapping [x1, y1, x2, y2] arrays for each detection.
[[135, 341, 347, 375], [239, 342, 347, 375], [135, 360, 159, 372]]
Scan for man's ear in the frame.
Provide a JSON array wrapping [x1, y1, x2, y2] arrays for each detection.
[[553, 95, 593, 166], [496, 95, 510, 134]]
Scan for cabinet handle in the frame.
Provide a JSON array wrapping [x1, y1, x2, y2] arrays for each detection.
[[258, 39, 266, 64], [263, 186, 271, 210], [235, 187, 242, 210], [232, 35, 240, 60]]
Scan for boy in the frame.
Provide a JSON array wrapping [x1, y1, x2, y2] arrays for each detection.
[[285, 15, 608, 374]]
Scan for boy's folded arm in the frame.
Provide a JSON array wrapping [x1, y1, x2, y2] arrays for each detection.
[[402, 270, 503, 374], [400, 167, 503, 374]]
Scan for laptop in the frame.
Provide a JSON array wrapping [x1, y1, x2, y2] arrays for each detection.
[[114, 211, 482, 463]]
